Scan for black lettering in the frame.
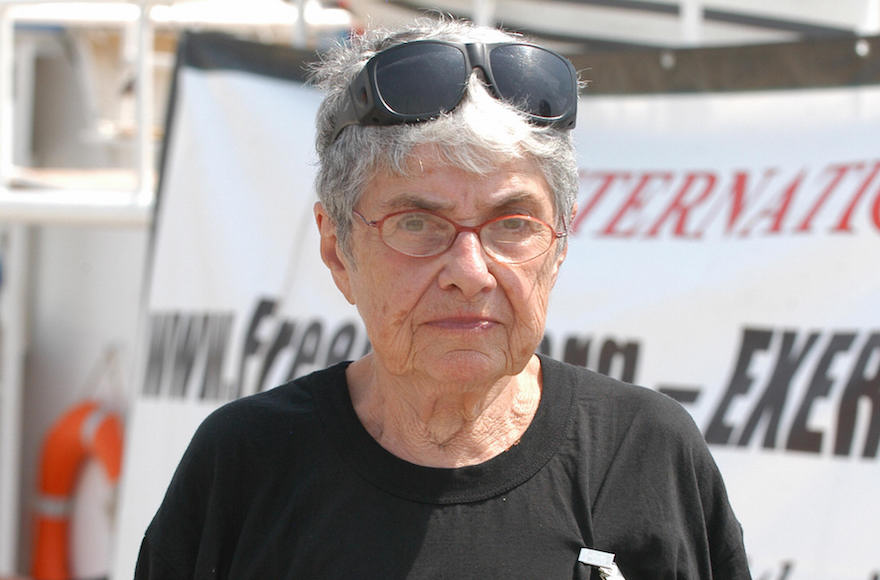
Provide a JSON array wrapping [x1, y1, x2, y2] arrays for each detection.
[[754, 560, 794, 580], [786, 333, 856, 453], [705, 328, 773, 444], [777, 561, 794, 580], [143, 314, 175, 396], [563, 336, 591, 367], [834, 333, 880, 457], [143, 312, 234, 399], [538, 334, 552, 356], [169, 315, 207, 398], [597, 339, 639, 383], [257, 321, 295, 392], [200, 314, 234, 400], [657, 385, 701, 405], [327, 323, 358, 365], [286, 321, 324, 381], [738, 331, 820, 448], [238, 298, 276, 398]]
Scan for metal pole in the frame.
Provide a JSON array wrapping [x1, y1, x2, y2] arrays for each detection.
[[292, 0, 306, 49], [472, 0, 496, 28], [862, 0, 880, 35], [0, 5, 14, 187], [135, 1, 154, 206], [0, 8, 21, 574], [0, 225, 29, 576], [680, 0, 703, 46]]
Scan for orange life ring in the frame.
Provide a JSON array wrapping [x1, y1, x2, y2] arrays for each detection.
[[31, 400, 124, 580]]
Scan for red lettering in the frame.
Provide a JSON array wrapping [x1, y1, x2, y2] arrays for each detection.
[[702, 169, 778, 236], [873, 186, 880, 230], [600, 172, 673, 237], [796, 163, 861, 232], [646, 172, 716, 238], [726, 172, 751, 233], [574, 162, 879, 239], [738, 172, 804, 235], [833, 161, 880, 232], [571, 171, 629, 234]]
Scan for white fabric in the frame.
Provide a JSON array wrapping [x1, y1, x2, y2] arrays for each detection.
[[112, 52, 880, 580]]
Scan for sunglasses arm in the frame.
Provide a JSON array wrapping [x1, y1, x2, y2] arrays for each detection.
[[331, 66, 377, 141], [331, 97, 359, 142]]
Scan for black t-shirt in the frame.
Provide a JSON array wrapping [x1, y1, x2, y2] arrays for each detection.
[[136, 356, 751, 579]]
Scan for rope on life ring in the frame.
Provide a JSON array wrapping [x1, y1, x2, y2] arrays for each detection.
[[31, 400, 124, 580]]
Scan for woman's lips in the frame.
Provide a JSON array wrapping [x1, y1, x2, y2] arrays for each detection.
[[425, 317, 497, 330]]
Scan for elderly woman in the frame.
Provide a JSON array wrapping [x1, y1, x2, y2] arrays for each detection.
[[136, 18, 750, 580]]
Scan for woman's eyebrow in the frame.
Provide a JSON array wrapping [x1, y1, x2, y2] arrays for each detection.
[[380, 194, 452, 212], [382, 191, 538, 211], [493, 192, 541, 210], [378, 190, 547, 216]]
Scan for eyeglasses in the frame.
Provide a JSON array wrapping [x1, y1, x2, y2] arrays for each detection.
[[353, 209, 567, 264], [331, 40, 579, 141]]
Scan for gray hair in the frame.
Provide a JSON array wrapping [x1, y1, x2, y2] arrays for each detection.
[[310, 17, 579, 257]]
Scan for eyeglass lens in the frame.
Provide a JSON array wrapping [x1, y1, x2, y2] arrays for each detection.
[[379, 211, 555, 263]]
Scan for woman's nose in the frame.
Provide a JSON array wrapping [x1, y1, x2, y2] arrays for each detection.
[[437, 231, 497, 297]]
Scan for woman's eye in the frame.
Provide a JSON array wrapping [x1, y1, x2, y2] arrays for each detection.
[[401, 217, 426, 231]]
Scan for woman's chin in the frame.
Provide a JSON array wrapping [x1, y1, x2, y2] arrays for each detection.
[[417, 349, 517, 386]]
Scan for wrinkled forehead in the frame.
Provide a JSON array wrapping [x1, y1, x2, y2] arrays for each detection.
[[360, 145, 555, 218], [374, 122, 545, 184]]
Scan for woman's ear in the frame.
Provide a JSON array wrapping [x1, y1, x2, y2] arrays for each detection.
[[551, 202, 577, 281], [568, 203, 578, 238], [314, 202, 355, 304]]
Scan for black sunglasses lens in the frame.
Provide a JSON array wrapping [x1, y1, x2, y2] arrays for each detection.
[[489, 45, 575, 119], [375, 43, 468, 117]]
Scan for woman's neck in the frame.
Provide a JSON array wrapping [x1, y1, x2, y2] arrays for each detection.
[[346, 355, 543, 468]]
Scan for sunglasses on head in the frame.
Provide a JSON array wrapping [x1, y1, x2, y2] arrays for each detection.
[[331, 40, 579, 141]]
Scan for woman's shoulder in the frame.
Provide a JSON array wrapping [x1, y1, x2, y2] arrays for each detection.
[[193, 361, 351, 446], [540, 355, 701, 438]]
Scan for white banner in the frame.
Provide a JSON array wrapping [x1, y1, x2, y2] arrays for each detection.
[[114, 34, 880, 580]]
